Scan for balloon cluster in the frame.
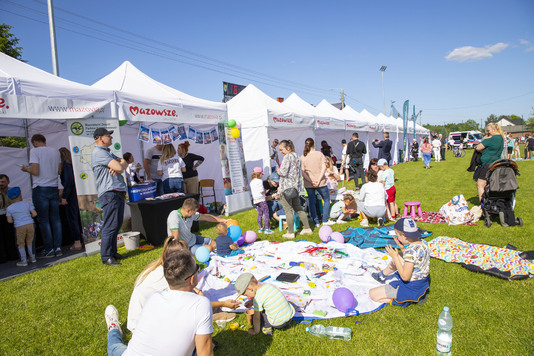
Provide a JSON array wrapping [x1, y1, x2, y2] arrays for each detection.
[[318, 226, 345, 243], [227, 119, 241, 138]]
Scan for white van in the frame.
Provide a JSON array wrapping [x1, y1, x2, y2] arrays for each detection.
[[448, 131, 483, 148]]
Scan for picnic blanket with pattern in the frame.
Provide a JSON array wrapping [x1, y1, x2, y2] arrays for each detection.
[[428, 236, 534, 280], [413, 211, 476, 226], [342, 225, 433, 249]]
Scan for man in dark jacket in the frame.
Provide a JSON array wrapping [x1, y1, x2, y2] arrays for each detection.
[[346, 132, 367, 188], [372, 132, 392, 165]]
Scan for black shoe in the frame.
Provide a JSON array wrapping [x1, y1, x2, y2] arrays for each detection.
[[103, 258, 121, 266], [113, 253, 126, 260]]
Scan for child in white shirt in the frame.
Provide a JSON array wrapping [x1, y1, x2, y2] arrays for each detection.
[[250, 167, 273, 234]]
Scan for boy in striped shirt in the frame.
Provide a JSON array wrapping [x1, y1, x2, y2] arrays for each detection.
[[235, 273, 295, 336]]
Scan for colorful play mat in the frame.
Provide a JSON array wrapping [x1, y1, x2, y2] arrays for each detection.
[[197, 240, 393, 319]]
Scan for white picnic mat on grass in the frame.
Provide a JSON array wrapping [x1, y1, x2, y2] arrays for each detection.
[[197, 240, 389, 319]]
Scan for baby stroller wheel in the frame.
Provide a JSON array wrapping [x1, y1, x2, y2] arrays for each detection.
[[484, 215, 492, 228], [516, 217, 523, 227]]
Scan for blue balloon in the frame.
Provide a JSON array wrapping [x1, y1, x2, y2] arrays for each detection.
[[228, 225, 242, 241], [195, 246, 211, 263]]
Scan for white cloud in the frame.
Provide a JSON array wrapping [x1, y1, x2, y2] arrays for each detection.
[[519, 39, 534, 52], [445, 42, 509, 62]]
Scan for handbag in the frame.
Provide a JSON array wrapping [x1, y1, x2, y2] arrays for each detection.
[[439, 194, 473, 225], [283, 187, 299, 200]]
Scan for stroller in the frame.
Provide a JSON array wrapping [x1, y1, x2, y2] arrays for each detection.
[[481, 159, 523, 227]]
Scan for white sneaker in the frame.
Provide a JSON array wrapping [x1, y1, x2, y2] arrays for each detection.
[[336, 219, 347, 224], [323, 220, 335, 226], [315, 223, 321, 228], [16, 260, 28, 267], [360, 219, 369, 227], [105, 305, 122, 334]]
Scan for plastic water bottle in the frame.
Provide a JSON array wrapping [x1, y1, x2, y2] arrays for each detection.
[[306, 325, 352, 341], [306, 324, 326, 338], [326, 326, 352, 341], [436, 306, 453, 355]]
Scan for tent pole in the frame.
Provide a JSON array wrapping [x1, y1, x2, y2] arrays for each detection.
[[23, 119, 33, 187]]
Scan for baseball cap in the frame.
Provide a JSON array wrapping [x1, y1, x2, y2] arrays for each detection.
[[377, 159, 388, 166], [253, 167, 264, 175], [7, 187, 21, 200], [394, 218, 421, 239], [234, 273, 254, 295], [268, 172, 279, 183], [93, 127, 114, 140]]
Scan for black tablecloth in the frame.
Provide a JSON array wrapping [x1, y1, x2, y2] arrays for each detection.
[[127, 193, 199, 246]]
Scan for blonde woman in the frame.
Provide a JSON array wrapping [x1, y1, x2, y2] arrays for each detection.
[[474, 123, 505, 202], [157, 144, 186, 194]]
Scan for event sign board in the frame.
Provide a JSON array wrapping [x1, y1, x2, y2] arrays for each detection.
[[67, 118, 122, 245], [316, 118, 345, 130], [117, 102, 224, 125]]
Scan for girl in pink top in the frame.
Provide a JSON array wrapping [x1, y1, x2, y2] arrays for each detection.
[[421, 138, 432, 169]]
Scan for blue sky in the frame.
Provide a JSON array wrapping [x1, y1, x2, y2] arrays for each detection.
[[2, 0, 533, 125]]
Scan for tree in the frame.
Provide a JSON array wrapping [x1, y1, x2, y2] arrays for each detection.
[[0, 23, 24, 61], [486, 114, 498, 123]]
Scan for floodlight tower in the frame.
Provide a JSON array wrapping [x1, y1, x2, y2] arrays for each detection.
[[379, 66, 387, 114]]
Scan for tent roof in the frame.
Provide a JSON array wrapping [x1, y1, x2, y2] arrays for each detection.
[[285, 94, 344, 130], [342, 105, 371, 130], [0, 52, 113, 101], [227, 84, 314, 127], [92, 61, 226, 112]]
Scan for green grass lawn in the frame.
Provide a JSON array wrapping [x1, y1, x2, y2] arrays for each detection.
[[1, 150, 533, 355]]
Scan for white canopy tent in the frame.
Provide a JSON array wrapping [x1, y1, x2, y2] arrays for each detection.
[[0, 52, 116, 201], [227, 85, 315, 176], [91, 61, 238, 208], [313, 100, 350, 159]]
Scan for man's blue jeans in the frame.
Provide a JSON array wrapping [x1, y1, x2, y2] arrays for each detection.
[[267, 199, 282, 217], [163, 177, 184, 194], [99, 191, 125, 262], [107, 329, 126, 356], [305, 186, 331, 225], [32, 186, 62, 252]]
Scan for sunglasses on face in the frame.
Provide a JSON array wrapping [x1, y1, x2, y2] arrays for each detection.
[[183, 263, 200, 280]]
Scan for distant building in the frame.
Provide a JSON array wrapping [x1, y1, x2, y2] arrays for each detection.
[[488, 116, 529, 137]]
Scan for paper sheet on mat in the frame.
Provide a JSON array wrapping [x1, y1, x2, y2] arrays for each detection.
[[196, 240, 390, 319]]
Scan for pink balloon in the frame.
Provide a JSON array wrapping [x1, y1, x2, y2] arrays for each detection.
[[236, 122, 242, 129], [243, 231, 257, 244], [332, 287, 356, 313], [319, 225, 333, 242], [236, 235, 245, 246], [330, 232, 344, 244]]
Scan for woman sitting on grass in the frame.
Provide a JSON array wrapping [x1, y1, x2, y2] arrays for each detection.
[[127, 236, 239, 333]]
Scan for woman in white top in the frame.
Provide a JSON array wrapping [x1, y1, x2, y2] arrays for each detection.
[[157, 144, 186, 194], [357, 169, 387, 227], [123, 152, 141, 186], [127, 236, 239, 332]]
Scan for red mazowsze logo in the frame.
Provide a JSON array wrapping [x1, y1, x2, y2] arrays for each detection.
[[273, 117, 293, 123], [317, 120, 330, 126], [129, 106, 178, 117], [0, 98, 9, 109], [369, 125, 377, 130], [347, 123, 358, 128]]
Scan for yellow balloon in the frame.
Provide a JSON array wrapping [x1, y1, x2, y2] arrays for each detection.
[[230, 127, 240, 138]]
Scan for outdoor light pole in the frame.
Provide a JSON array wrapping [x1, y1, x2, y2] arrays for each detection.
[[47, 0, 60, 76], [379, 66, 387, 114]]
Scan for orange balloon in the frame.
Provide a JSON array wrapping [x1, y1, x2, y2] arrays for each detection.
[[226, 219, 239, 227]]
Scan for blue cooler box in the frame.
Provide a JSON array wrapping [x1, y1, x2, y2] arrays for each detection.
[[128, 182, 157, 202]]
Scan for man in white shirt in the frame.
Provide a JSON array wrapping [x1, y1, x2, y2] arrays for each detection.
[[105, 250, 214, 356], [21, 134, 63, 258], [143, 144, 164, 195], [431, 136, 442, 162]]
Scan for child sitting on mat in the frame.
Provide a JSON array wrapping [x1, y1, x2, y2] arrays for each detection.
[[369, 218, 430, 307], [329, 194, 359, 224], [235, 272, 295, 336], [215, 223, 244, 257]]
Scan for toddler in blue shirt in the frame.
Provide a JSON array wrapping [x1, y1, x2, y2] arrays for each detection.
[[6, 187, 37, 266], [215, 223, 244, 257]]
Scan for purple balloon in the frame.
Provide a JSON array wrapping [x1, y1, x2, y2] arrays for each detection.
[[236, 235, 245, 246], [319, 225, 333, 242], [332, 287, 356, 313], [243, 231, 257, 244], [330, 232, 344, 244]]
